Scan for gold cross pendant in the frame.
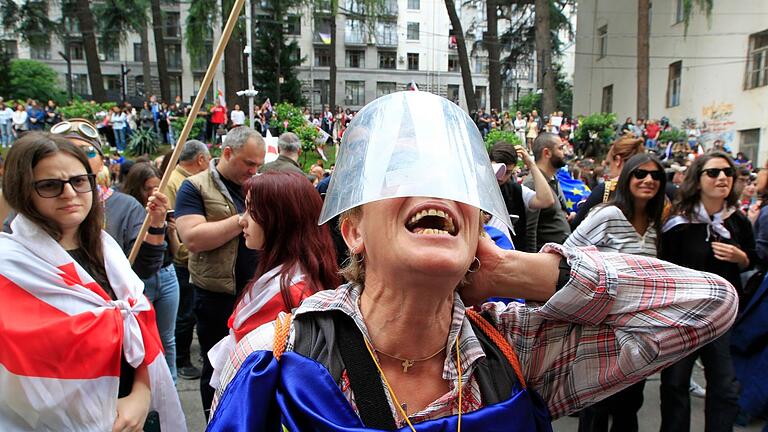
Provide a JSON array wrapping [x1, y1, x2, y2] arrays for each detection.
[[401, 359, 414, 373]]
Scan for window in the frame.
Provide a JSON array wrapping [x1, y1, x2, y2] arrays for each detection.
[[746, 30, 768, 90], [674, 0, 684, 24], [376, 21, 398, 46], [377, 82, 397, 97], [169, 75, 182, 100], [314, 16, 332, 44], [378, 50, 396, 69], [134, 43, 144, 62], [474, 86, 486, 110], [601, 84, 613, 113], [193, 42, 213, 71], [447, 84, 460, 103], [289, 47, 301, 63], [740, 129, 760, 163], [164, 12, 181, 38], [667, 61, 682, 107], [407, 22, 420, 41], [134, 76, 145, 97], [192, 74, 214, 102], [346, 50, 365, 68], [166, 44, 182, 70], [63, 16, 79, 33], [73, 73, 89, 96], [345, 0, 366, 14], [313, 79, 330, 106], [286, 16, 301, 35], [448, 55, 460, 72], [345, 80, 365, 106], [314, 47, 330, 67], [407, 52, 419, 70], [103, 44, 119, 62], [381, 0, 398, 15], [70, 41, 85, 60], [103, 75, 120, 91], [407, 0, 420, 10], [474, 57, 488, 74], [345, 18, 366, 44], [2, 40, 18, 58], [597, 25, 607, 59], [30, 43, 51, 60]]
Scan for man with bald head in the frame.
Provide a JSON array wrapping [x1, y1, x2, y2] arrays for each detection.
[[174, 127, 265, 417]]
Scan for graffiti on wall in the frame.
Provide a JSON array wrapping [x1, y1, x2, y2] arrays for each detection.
[[700, 102, 736, 149]]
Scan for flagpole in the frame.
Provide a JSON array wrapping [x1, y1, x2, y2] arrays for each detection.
[[128, 0, 246, 264]]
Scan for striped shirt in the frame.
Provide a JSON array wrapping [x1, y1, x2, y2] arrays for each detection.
[[565, 205, 657, 257], [211, 244, 737, 424]]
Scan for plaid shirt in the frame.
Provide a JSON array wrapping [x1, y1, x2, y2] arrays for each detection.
[[212, 243, 737, 424]]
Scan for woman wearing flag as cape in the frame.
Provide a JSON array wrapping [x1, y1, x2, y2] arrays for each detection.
[[0, 133, 185, 431], [208, 91, 738, 432]]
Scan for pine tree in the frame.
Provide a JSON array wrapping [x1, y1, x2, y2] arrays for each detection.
[[252, 11, 304, 105]]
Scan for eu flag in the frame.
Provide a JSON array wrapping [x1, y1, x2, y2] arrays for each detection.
[[556, 168, 591, 213]]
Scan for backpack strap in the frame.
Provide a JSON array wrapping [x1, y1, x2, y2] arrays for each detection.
[[272, 313, 292, 361], [465, 309, 527, 389], [332, 311, 398, 430]]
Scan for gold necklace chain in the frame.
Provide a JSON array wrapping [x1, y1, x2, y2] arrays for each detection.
[[374, 344, 447, 373], [363, 335, 462, 432]]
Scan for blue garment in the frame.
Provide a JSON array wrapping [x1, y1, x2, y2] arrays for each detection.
[[208, 350, 552, 431], [142, 264, 180, 382], [113, 127, 126, 151], [731, 273, 768, 420], [484, 225, 514, 250]]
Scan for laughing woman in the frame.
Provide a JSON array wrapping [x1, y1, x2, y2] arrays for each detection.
[[659, 151, 757, 432], [564, 153, 667, 432], [207, 92, 737, 432], [0, 133, 185, 431]]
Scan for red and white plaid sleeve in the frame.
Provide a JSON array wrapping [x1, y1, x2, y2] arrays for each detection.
[[483, 244, 738, 419]]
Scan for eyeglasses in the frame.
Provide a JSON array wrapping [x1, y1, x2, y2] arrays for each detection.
[[33, 174, 96, 198], [631, 169, 664, 181], [701, 167, 735, 178]]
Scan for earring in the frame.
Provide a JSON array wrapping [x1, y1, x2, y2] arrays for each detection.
[[467, 257, 481, 273]]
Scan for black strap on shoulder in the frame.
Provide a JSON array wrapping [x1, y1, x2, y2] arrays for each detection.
[[468, 310, 520, 405], [332, 311, 398, 430]]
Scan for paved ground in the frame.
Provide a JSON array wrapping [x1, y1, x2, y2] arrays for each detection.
[[178, 338, 767, 431]]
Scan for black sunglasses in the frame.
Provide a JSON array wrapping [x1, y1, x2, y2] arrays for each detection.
[[701, 167, 735, 178], [34, 174, 97, 198], [631, 169, 664, 181]]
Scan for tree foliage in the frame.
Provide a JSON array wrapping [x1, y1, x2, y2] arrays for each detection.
[[573, 112, 617, 158], [682, 0, 713, 34], [58, 99, 117, 121], [513, 63, 572, 115], [0, 0, 57, 48], [485, 129, 522, 152], [8, 59, 67, 104], [252, 4, 305, 105], [93, 0, 150, 47]]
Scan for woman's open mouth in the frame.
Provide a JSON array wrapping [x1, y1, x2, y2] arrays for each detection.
[[405, 207, 458, 236]]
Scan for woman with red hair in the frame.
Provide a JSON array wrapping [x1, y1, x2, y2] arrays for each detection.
[[208, 170, 340, 388]]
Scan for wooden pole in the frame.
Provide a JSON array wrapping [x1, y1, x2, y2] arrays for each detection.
[[128, 0, 245, 264]]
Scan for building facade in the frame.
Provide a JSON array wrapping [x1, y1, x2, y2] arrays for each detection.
[[573, 0, 768, 164], [0, 0, 537, 112]]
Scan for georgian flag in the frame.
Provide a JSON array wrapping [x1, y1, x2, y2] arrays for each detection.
[[0, 216, 186, 431]]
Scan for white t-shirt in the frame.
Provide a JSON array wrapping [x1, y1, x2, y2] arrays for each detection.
[[0, 107, 13, 124], [514, 118, 527, 131], [12, 111, 27, 127], [231, 110, 246, 126]]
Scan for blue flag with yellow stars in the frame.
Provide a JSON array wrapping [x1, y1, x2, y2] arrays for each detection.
[[556, 168, 591, 213]]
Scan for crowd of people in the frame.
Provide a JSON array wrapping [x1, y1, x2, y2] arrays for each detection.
[[0, 90, 765, 432]]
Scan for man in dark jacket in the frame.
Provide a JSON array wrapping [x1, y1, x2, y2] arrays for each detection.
[[258, 132, 305, 176]]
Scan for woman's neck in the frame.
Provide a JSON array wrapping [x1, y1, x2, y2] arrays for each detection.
[[59, 228, 80, 250], [701, 196, 726, 216], [630, 200, 650, 235], [359, 269, 456, 360]]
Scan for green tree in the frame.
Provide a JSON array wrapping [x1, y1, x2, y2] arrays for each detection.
[[513, 63, 571, 116], [0, 50, 11, 98], [252, 1, 304, 104], [9, 59, 67, 103], [444, 0, 476, 113]]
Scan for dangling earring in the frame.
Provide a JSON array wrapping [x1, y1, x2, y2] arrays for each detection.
[[467, 257, 481, 273]]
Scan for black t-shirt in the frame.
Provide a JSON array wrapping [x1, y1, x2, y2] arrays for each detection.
[[66, 248, 135, 398], [499, 180, 528, 251], [175, 171, 259, 294]]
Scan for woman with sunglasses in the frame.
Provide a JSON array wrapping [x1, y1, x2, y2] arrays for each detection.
[[48, 119, 169, 281], [659, 151, 757, 432], [0, 132, 185, 431], [565, 153, 666, 432], [122, 162, 181, 381]]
